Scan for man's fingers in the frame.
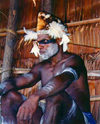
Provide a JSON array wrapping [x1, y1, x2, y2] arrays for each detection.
[[29, 118, 33, 124], [24, 120, 29, 124], [28, 113, 33, 124], [17, 107, 33, 124], [18, 120, 24, 124], [17, 107, 25, 121], [23, 109, 31, 120]]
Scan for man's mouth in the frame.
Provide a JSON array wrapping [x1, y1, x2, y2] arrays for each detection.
[[40, 50, 46, 54]]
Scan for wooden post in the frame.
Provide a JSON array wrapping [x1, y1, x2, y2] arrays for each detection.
[[1, 0, 19, 81], [40, 0, 53, 13], [97, 106, 100, 124]]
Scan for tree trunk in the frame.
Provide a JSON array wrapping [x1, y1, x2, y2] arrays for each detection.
[[41, 0, 53, 13], [1, 0, 19, 81]]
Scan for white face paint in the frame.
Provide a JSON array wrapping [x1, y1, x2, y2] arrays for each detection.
[[39, 43, 59, 62], [42, 81, 56, 95]]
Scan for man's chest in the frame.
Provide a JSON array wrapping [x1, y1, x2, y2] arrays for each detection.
[[41, 59, 67, 85], [41, 64, 55, 85]]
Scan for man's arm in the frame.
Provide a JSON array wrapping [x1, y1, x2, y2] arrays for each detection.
[[32, 55, 86, 100], [34, 69, 76, 100], [0, 63, 42, 95], [17, 55, 86, 122]]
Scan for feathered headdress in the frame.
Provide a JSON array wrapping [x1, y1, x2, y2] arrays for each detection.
[[24, 12, 70, 57]]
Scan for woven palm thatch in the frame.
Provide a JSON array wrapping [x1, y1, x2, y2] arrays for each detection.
[[68, 22, 100, 48], [80, 51, 100, 70]]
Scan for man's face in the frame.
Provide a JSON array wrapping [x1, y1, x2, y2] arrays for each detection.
[[37, 34, 59, 61]]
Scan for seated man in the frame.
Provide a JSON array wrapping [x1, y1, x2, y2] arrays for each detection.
[[0, 12, 96, 124]]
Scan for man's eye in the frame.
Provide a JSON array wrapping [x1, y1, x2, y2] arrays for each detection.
[[39, 39, 46, 44], [39, 39, 55, 44], [45, 40, 48, 42]]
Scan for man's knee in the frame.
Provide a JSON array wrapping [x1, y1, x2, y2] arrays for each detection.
[[1, 91, 25, 108]]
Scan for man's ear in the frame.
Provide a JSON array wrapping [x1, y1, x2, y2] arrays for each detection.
[[56, 38, 62, 45]]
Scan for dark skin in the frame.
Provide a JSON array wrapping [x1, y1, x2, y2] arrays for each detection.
[[0, 34, 90, 124]]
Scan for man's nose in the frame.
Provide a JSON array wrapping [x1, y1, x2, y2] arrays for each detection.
[[38, 44, 44, 49]]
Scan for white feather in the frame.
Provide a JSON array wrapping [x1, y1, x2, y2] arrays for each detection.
[[47, 21, 70, 52], [30, 42, 40, 57], [23, 27, 37, 41], [45, 14, 50, 19], [37, 30, 48, 34], [47, 21, 67, 39], [60, 34, 70, 52]]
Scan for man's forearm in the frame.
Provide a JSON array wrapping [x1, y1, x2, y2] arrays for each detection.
[[15, 72, 37, 89], [34, 73, 74, 100], [0, 72, 40, 95]]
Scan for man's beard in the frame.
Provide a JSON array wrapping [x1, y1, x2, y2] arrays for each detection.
[[39, 43, 59, 62]]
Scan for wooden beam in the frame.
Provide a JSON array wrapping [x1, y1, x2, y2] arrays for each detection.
[[1, 0, 19, 81], [67, 18, 100, 27], [69, 42, 100, 49], [0, 68, 30, 74], [0, 28, 35, 37], [12, 68, 30, 74], [1, 18, 100, 37], [90, 95, 100, 102], [88, 70, 100, 77]]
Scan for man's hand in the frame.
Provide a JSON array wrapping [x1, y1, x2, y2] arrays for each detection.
[[0, 81, 14, 96], [17, 95, 39, 124]]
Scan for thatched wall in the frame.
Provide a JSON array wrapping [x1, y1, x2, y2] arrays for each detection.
[[0, 0, 100, 28]]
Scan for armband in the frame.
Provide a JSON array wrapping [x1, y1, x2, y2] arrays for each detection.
[[62, 67, 78, 81]]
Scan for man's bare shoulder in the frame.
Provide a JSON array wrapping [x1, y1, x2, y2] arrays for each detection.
[[59, 52, 85, 67]]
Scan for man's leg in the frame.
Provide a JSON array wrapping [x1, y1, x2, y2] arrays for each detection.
[[1, 91, 43, 124], [43, 91, 85, 124]]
